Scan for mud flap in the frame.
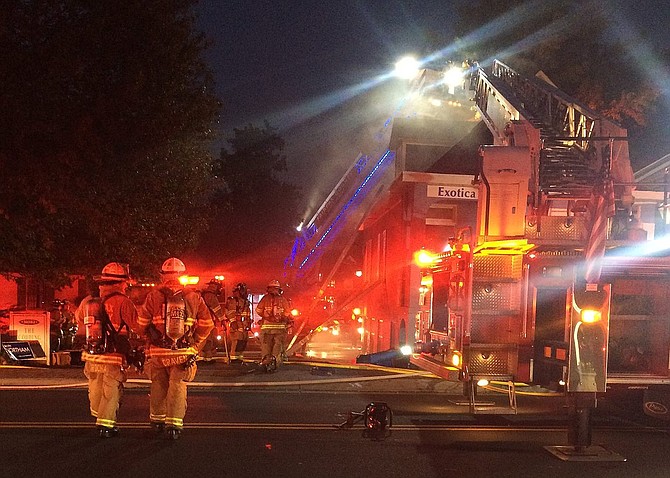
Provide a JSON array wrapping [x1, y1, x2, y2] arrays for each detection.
[[643, 387, 670, 421]]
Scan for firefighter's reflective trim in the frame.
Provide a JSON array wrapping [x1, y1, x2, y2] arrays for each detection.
[[96, 417, 116, 428], [91, 408, 98, 417], [166, 417, 183, 428], [192, 316, 215, 344], [146, 346, 198, 367], [81, 351, 125, 366], [150, 413, 166, 423], [261, 323, 287, 330], [137, 314, 153, 328]]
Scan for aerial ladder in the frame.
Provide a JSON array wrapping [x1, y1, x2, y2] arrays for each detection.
[[461, 60, 633, 457]]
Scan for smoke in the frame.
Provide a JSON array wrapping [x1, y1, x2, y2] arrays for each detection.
[[283, 79, 407, 220]]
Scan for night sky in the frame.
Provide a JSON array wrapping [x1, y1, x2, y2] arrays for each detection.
[[195, 0, 670, 220]]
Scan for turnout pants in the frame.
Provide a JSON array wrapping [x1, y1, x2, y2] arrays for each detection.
[[200, 327, 218, 360], [84, 361, 126, 429], [229, 329, 248, 360], [261, 329, 288, 366], [147, 360, 197, 429]]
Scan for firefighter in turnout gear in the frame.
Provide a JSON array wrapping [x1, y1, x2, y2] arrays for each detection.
[[138, 258, 214, 440], [199, 279, 225, 362], [225, 282, 252, 363], [75, 262, 140, 438], [255, 280, 292, 371]]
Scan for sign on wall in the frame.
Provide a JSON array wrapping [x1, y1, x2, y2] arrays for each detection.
[[427, 184, 478, 200]]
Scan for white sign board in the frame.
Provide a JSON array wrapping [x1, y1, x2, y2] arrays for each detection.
[[9, 310, 50, 364], [427, 184, 478, 200]]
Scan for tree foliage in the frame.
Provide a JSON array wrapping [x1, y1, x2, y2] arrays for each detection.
[[0, 0, 221, 285], [201, 122, 302, 261], [453, 0, 660, 133]]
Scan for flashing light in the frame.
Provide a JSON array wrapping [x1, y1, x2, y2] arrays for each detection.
[[429, 98, 442, 107], [331, 328, 340, 336], [216, 334, 222, 341], [581, 309, 602, 323], [400, 345, 412, 356], [179, 275, 200, 286], [414, 249, 436, 267], [214, 275, 225, 281], [357, 317, 363, 323], [355, 270, 363, 277], [451, 352, 462, 367], [306, 350, 316, 358], [254, 331, 259, 337], [477, 379, 489, 387], [394, 56, 420, 79], [357, 327, 365, 335], [444, 65, 464, 89], [353, 307, 362, 316], [420, 275, 433, 287], [291, 308, 299, 317], [320, 352, 328, 359]]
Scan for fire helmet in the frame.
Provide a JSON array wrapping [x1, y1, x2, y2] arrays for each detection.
[[267, 280, 280, 288], [161, 257, 186, 274], [234, 282, 248, 296], [207, 278, 223, 292], [96, 262, 130, 283]]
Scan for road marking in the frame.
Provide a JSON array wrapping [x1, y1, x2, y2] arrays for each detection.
[[0, 422, 666, 433], [0, 372, 439, 390]]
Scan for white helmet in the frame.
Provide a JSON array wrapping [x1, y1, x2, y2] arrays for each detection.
[[96, 262, 130, 283], [161, 257, 186, 274]]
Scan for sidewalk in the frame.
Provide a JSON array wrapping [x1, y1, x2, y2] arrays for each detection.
[[0, 357, 461, 394]]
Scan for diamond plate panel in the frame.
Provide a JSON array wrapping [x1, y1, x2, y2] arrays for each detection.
[[468, 346, 517, 375], [472, 282, 522, 312], [473, 255, 523, 280], [525, 216, 587, 241]]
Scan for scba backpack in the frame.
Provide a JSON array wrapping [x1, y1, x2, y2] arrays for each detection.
[[83, 293, 132, 356], [147, 289, 194, 349]]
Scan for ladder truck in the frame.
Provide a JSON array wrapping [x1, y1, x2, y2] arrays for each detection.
[[410, 60, 670, 451]]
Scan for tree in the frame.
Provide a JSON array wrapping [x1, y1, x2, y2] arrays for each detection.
[[453, 0, 660, 144], [0, 0, 221, 285], [201, 122, 302, 262]]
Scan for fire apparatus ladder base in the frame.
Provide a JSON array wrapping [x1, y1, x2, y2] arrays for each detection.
[[544, 445, 626, 462], [467, 378, 518, 415]]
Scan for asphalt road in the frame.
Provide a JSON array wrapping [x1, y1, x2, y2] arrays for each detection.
[[2, 368, 670, 478]]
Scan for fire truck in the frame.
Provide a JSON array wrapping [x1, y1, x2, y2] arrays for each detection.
[[408, 60, 670, 423], [284, 58, 670, 436]]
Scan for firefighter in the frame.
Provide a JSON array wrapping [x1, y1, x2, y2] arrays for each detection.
[[75, 262, 140, 438], [255, 280, 292, 371], [138, 257, 214, 440], [225, 282, 252, 363], [199, 279, 226, 362]]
